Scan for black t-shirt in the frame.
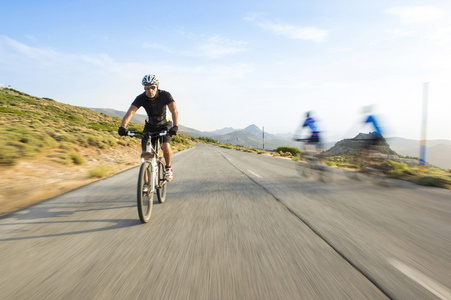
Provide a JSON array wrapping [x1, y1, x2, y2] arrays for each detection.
[[131, 90, 175, 125]]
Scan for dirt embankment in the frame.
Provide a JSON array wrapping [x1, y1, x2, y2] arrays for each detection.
[[0, 146, 141, 216]]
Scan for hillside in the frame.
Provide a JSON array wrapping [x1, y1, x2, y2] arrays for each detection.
[[386, 137, 451, 169], [90, 107, 148, 125], [89, 108, 299, 150], [210, 124, 298, 150], [0, 88, 194, 215], [327, 133, 396, 156], [89, 107, 451, 169]]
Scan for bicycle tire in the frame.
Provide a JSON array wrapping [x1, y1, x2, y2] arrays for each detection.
[[157, 157, 167, 203], [296, 154, 311, 178], [296, 154, 332, 183], [137, 161, 153, 223], [318, 164, 333, 183]]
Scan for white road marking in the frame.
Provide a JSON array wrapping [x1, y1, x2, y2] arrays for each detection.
[[247, 170, 262, 178], [390, 259, 451, 300]]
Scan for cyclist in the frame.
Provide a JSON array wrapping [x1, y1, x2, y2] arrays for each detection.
[[118, 74, 179, 182], [294, 111, 322, 155], [361, 105, 384, 148]]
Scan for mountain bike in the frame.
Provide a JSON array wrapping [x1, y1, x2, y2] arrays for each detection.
[[344, 138, 392, 187], [127, 129, 169, 223], [294, 138, 333, 183]]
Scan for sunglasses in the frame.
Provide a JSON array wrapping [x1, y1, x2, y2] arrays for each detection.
[[144, 86, 157, 90]]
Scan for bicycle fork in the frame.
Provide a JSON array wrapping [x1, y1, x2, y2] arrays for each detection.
[[149, 156, 158, 193], [141, 154, 158, 193]]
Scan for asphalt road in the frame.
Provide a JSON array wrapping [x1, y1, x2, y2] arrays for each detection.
[[1, 145, 450, 299]]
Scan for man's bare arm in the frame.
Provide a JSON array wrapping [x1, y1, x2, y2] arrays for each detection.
[[168, 102, 178, 126], [121, 105, 139, 128]]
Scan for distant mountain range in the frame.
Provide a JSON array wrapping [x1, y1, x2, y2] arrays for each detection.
[[90, 108, 451, 169], [386, 137, 451, 169], [90, 107, 299, 150]]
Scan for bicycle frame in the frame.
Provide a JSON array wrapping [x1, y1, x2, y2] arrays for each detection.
[[129, 130, 168, 192], [294, 138, 332, 183]]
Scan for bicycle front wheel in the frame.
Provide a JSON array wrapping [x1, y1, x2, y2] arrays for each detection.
[[157, 157, 167, 203], [296, 154, 312, 178], [137, 161, 153, 223]]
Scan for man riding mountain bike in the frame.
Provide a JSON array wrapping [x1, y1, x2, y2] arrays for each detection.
[[118, 74, 179, 182], [294, 111, 322, 155], [361, 105, 384, 148]]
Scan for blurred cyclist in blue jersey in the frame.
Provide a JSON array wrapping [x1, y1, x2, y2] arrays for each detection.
[[294, 111, 322, 155], [361, 105, 384, 149]]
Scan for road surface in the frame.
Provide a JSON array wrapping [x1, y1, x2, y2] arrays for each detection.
[[1, 145, 450, 299]]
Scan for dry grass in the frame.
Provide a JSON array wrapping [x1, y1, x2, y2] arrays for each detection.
[[0, 88, 195, 215]]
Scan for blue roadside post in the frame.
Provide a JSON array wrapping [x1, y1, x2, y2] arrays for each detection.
[[419, 82, 428, 172], [262, 126, 265, 151]]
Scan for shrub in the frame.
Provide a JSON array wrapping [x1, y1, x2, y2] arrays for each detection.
[[274, 146, 301, 157], [219, 144, 233, 149], [0, 107, 28, 115], [0, 145, 20, 165], [87, 135, 98, 146], [171, 136, 190, 145], [71, 153, 84, 165], [198, 136, 217, 143], [54, 134, 71, 142], [88, 122, 117, 132], [416, 176, 451, 188], [388, 160, 408, 170], [67, 114, 85, 123], [88, 166, 111, 178]]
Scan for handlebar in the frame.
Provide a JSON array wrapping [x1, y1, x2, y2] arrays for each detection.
[[127, 130, 169, 137]]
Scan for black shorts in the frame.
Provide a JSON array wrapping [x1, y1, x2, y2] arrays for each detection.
[[308, 134, 320, 144], [362, 134, 384, 149], [141, 121, 172, 152]]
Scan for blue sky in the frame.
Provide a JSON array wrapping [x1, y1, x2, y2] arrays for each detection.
[[1, 0, 450, 141]]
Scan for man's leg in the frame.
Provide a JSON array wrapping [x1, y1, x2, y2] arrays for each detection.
[[142, 136, 149, 190], [161, 142, 173, 181], [161, 142, 172, 167]]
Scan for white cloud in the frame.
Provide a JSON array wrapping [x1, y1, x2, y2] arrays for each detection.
[[243, 12, 264, 22], [197, 35, 248, 59], [386, 6, 445, 24], [143, 35, 247, 59], [257, 22, 327, 42], [142, 42, 176, 53], [0, 36, 144, 105], [429, 26, 451, 46], [243, 13, 328, 42], [0, 35, 254, 126], [382, 6, 451, 48]]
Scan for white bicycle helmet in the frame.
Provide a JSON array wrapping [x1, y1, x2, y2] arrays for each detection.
[[142, 74, 159, 86]]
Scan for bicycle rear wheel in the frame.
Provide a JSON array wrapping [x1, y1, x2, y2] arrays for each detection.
[[318, 164, 333, 183], [157, 157, 167, 203], [137, 161, 153, 223], [296, 154, 311, 178]]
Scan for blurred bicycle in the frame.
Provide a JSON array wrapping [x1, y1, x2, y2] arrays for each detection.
[[294, 138, 333, 183], [344, 105, 392, 186], [343, 136, 392, 187]]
